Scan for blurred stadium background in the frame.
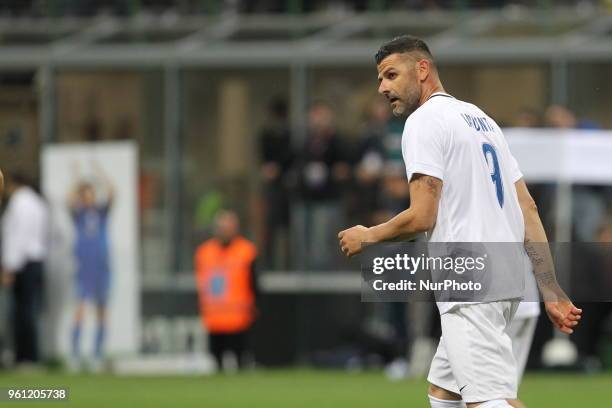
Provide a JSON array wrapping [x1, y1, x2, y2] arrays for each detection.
[[0, 0, 612, 407]]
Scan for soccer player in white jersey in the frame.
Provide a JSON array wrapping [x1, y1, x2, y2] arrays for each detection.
[[338, 35, 581, 408]]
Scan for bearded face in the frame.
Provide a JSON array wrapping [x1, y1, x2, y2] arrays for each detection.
[[377, 53, 424, 117]]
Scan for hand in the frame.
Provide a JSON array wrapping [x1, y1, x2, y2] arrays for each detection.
[[544, 301, 582, 334], [338, 225, 372, 257]]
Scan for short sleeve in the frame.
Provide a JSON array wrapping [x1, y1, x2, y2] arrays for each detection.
[[401, 114, 447, 182], [508, 153, 523, 183], [498, 131, 523, 183]]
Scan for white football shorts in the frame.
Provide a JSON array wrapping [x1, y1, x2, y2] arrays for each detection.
[[427, 300, 520, 403]]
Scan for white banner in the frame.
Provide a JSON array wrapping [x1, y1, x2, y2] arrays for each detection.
[[41, 142, 140, 359], [504, 128, 612, 184]]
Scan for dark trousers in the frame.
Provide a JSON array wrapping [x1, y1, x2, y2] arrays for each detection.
[[209, 332, 247, 370], [12, 261, 43, 363]]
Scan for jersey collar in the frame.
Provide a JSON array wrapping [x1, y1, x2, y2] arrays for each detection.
[[427, 92, 454, 101]]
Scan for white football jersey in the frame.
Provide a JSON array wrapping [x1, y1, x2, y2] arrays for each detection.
[[401, 92, 531, 314]]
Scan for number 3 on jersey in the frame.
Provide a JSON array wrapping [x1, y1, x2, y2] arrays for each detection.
[[482, 143, 504, 208]]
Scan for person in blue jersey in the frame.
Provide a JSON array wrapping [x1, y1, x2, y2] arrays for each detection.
[[67, 162, 115, 371]]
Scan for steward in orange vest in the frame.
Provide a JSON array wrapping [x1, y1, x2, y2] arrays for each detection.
[[194, 211, 257, 368], [195, 235, 257, 334], [194, 211, 257, 370]]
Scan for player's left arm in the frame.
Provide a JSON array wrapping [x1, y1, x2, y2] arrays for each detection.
[[338, 174, 441, 257], [515, 178, 582, 334]]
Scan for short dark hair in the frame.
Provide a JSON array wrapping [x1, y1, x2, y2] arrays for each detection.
[[375, 35, 433, 65]]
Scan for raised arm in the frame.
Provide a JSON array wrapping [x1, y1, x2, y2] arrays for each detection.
[[67, 162, 82, 211], [338, 174, 442, 256], [515, 178, 582, 334], [93, 160, 115, 207]]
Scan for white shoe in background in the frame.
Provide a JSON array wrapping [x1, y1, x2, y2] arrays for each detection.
[[385, 358, 410, 381]]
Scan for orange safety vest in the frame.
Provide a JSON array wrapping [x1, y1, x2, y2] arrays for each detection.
[[194, 236, 257, 334]]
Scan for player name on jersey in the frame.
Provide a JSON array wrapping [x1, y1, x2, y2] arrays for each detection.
[[460, 113, 494, 132]]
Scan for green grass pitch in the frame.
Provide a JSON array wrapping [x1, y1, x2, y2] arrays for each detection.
[[0, 369, 609, 407]]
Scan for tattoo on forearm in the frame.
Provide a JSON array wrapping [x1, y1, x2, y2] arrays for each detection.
[[535, 270, 555, 286], [525, 241, 559, 293], [525, 244, 545, 266]]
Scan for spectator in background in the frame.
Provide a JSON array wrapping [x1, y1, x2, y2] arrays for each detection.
[[258, 98, 293, 270], [545, 104, 577, 129], [350, 99, 388, 227], [1, 172, 48, 366], [194, 210, 258, 372], [545, 104, 601, 130], [512, 107, 542, 128], [295, 103, 351, 270], [374, 110, 410, 225], [351, 99, 411, 225], [67, 161, 115, 371]]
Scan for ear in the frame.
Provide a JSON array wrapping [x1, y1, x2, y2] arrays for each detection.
[[415, 59, 431, 82]]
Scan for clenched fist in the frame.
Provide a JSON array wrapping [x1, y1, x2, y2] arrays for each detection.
[[338, 225, 373, 257]]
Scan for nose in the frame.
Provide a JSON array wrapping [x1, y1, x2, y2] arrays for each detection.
[[378, 81, 388, 96]]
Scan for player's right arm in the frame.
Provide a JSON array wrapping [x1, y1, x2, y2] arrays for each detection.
[[338, 173, 441, 256], [369, 173, 441, 242], [515, 178, 582, 334]]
